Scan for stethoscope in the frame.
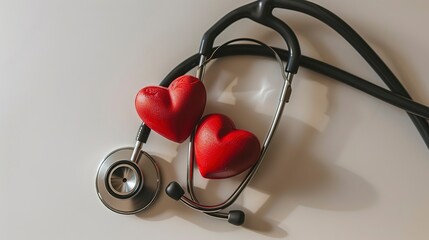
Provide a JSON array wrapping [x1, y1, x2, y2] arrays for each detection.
[[96, 0, 429, 226]]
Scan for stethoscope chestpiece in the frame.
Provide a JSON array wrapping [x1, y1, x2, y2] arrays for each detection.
[[95, 147, 161, 214]]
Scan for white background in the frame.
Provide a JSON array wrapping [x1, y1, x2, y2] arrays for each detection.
[[1, 0, 428, 239]]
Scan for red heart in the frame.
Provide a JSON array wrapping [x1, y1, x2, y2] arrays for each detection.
[[135, 75, 206, 143], [194, 114, 261, 179]]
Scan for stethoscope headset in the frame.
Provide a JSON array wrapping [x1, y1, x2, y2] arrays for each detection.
[[96, 0, 429, 226]]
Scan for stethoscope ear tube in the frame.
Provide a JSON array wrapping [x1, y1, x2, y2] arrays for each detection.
[[164, 39, 294, 222]]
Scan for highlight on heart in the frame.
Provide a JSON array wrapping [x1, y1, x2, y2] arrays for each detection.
[[194, 113, 261, 179], [135, 75, 207, 143]]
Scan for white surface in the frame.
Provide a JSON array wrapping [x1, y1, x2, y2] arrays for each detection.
[[0, 0, 428, 239]]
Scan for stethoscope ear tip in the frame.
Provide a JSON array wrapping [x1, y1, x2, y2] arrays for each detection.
[[166, 181, 185, 201], [228, 210, 245, 226]]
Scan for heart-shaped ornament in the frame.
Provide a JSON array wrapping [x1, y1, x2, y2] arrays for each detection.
[[135, 75, 206, 143], [194, 114, 261, 179]]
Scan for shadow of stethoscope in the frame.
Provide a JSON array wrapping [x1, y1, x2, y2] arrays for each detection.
[[134, 54, 377, 238]]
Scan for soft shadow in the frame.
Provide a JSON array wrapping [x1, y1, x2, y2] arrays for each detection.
[[136, 155, 182, 221], [242, 116, 377, 236]]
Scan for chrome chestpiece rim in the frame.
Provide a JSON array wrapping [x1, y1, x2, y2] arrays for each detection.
[[96, 148, 161, 214]]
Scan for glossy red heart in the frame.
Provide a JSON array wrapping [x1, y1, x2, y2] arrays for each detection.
[[135, 75, 206, 143], [194, 114, 261, 179]]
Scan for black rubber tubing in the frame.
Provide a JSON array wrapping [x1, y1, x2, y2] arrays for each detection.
[[196, 0, 429, 149], [268, 0, 429, 150], [154, 0, 429, 148], [157, 44, 429, 148]]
